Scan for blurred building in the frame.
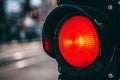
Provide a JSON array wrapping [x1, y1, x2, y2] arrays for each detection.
[[0, 0, 57, 44], [51, 0, 57, 9], [26, 0, 57, 23]]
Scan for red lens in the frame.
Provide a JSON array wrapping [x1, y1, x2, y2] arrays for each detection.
[[44, 36, 51, 53], [58, 16, 99, 68]]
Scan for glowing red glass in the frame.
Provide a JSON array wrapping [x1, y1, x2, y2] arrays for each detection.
[[44, 36, 51, 53], [58, 16, 99, 68]]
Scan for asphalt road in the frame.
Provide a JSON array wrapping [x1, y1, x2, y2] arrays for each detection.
[[0, 41, 59, 80]]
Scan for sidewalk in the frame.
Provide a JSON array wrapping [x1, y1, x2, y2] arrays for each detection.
[[0, 41, 43, 68]]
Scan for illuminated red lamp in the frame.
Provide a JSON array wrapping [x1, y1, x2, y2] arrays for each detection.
[[43, 36, 51, 53], [58, 16, 99, 68]]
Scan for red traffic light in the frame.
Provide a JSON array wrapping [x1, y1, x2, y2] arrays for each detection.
[[58, 16, 99, 68], [42, 4, 116, 79]]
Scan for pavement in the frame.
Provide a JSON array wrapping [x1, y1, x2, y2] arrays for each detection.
[[0, 41, 59, 80]]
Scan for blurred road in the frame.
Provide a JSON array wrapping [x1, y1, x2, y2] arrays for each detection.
[[0, 41, 59, 80]]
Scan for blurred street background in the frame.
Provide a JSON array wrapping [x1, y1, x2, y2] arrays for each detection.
[[0, 0, 59, 80]]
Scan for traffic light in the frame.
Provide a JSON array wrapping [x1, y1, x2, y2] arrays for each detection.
[[42, 0, 119, 79]]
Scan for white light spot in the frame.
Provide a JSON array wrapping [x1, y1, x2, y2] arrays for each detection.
[[30, 0, 42, 7], [24, 17, 35, 27], [14, 52, 23, 60]]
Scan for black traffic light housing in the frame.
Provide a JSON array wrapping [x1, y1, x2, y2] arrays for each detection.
[[42, 0, 119, 79], [117, 1, 120, 79]]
